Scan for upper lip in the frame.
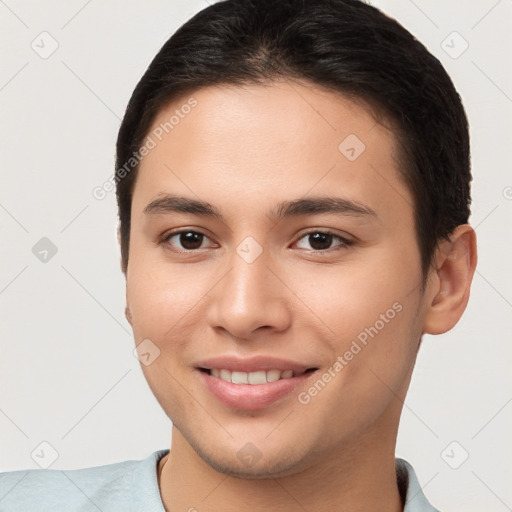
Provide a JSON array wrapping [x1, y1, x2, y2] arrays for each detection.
[[196, 355, 318, 373]]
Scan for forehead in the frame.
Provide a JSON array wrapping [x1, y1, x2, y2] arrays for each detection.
[[134, 80, 412, 223]]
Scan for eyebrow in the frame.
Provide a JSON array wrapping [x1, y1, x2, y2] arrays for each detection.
[[143, 194, 377, 221]]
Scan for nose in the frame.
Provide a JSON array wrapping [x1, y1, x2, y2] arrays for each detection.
[[206, 245, 292, 340]]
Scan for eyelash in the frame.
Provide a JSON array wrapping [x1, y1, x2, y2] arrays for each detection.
[[159, 229, 354, 254]]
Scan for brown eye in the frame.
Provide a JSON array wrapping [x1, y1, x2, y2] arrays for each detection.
[[179, 232, 204, 250], [164, 231, 209, 251], [307, 232, 334, 250], [295, 230, 351, 252]]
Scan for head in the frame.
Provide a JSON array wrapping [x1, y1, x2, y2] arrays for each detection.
[[116, 0, 476, 477]]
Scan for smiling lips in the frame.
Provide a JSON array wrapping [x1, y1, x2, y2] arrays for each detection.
[[207, 368, 306, 384], [195, 355, 319, 410]]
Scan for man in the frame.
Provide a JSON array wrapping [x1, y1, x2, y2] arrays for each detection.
[[0, 0, 476, 510]]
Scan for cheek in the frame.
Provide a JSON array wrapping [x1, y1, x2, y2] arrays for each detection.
[[295, 272, 421, 441], [126, 260, 208, 414], [126, 253, 207, 340], [288, 245, 423, 392], [292, 245, 420, 333]]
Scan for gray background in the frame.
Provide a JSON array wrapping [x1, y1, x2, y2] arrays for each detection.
[[0, 1, 511, 511]]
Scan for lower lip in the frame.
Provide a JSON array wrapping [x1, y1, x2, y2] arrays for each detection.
[[196, 369, 317, 411]]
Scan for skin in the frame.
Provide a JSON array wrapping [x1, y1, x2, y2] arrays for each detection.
[[123, 80, 477, 512]]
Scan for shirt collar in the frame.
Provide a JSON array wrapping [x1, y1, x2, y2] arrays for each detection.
[[153, 451, 440, 511], [396, 458, 441, 511]]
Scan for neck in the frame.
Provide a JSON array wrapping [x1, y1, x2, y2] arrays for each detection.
[[158, 420, 404, 512]]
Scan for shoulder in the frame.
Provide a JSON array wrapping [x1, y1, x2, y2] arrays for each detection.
[[0, 449, 169, 512], [396, 458, 442, 512]]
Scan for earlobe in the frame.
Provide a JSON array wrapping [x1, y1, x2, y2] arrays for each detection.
[[423, 225, 477, 335], [125, 304, 133, 326]]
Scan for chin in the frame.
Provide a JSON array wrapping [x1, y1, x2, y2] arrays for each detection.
[[202, 451, 307, 479], [186, 432, 313, 479]]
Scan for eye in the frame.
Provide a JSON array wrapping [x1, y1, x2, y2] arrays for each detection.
[[160, 229, 353, 253], [293, 230, 353, 252], [162, 230, 216, 251]]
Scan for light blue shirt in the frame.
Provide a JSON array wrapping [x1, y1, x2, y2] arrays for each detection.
[[0, 450, 440, 511]]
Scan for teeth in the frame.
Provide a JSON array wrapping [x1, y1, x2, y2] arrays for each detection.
[[231, 371, 248, 384], [209, 368, 299, 384], [266, 369, 281, 382], [248, 371, 266, 384]]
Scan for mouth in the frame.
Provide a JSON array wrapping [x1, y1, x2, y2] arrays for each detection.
[[198, 367, 318, 384], [196, 366, 319, 410]]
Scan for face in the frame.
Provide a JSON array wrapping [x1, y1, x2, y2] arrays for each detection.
[[125, 80, 429, 478]]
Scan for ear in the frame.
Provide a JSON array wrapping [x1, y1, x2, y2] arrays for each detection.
[[423, 225, 477, 335], [117, 225, 126, 275], [125, 303, 133, 326]]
